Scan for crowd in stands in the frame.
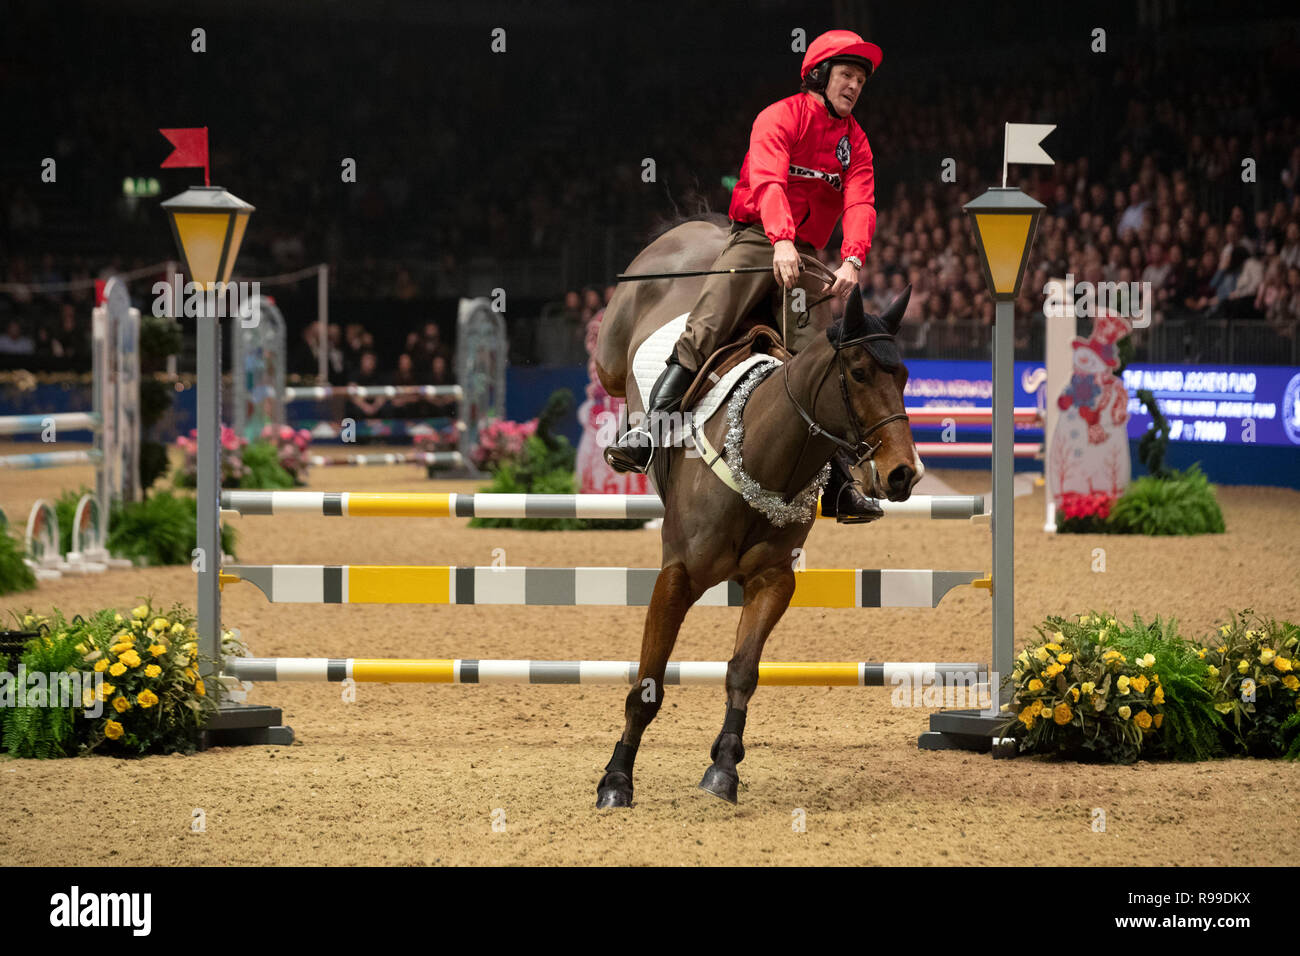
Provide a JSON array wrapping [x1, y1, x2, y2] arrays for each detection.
[[2, 8, 1299, 369], [288, 319, 459, 420]]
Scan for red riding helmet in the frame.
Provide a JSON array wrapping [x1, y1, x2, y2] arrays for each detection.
[[800, 29, 883, 90]]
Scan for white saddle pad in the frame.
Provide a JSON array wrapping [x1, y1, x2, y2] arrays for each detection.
[[631, 313, 781, 430]]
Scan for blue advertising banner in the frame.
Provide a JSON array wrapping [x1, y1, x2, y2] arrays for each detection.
[[904, 359, 1045, 429], [902, 360, 1300, 450], [498, 360, 1300, 488], [1121, 364, 1300, 449]]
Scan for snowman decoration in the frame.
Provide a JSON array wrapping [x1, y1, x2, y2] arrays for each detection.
[[1048, 312, 1132, 502]]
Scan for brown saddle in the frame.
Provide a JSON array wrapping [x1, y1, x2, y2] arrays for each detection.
[[681, 322, 793, 413]]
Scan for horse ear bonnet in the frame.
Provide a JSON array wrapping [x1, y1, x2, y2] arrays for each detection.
[[828, 285, 907, 371]]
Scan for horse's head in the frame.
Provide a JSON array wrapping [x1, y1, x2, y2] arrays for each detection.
[[816, 285, 923, 501]]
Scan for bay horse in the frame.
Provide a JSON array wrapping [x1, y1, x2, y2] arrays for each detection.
[[593, 215, 923, 806]]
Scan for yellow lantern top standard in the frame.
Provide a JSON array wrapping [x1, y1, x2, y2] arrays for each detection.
[[160, 185, 255, 288], [963, 186, 1044, 301]]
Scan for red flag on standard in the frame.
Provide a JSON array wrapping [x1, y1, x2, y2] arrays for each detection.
[[159, 127, 210, 186]]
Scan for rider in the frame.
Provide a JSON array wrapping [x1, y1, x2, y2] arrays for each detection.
[[606, 29, 886, 522]]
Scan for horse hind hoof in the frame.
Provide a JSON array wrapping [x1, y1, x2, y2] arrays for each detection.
[[697, 765, 740, 804], [596, 772, 634, 809]]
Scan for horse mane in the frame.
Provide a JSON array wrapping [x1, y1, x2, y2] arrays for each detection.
[[647, 193, 729, 243]]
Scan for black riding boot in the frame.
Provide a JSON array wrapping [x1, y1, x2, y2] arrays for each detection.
[[604, 359, 694, 474], [820, 450, 884, 523]]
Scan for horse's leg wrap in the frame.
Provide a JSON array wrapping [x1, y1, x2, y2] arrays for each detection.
[[709, 705, 747, 763], [604, 740, 638, 776], [596, 740, 639, 808]]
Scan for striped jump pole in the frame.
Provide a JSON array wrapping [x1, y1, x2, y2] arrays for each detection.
[[914, 442, 1039, 459], [0, 412, 101, 436], [221, 565, 989, 608], [306, 451, 465, 468], [905, 406, 1040, 426], [284, 384, 464, 402], [0, 449, 103, 469], [225, 656, 986, 687], [220, 490, 986, 521], [299, 418, 466, 439]]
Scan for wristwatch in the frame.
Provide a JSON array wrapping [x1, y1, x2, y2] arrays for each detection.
[[844, 256, 863, 271]]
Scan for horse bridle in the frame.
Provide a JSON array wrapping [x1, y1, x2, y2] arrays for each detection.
[[780, 329, 910, 495]]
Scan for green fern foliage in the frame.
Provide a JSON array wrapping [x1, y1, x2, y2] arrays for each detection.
[[1107, 464, 1225, 536]]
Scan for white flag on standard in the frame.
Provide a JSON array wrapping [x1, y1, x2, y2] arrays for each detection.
[[1002, 123, 1056, 185]]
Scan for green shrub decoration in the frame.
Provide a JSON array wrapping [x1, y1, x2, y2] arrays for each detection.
[[470, 390, 643, 531], [237, 439, 296, 489], [1106, 464, 1225, 535], [0, 610, 101, 758], [1281, 712, 1300, 761], [106, 492, 237, 567], [1004, 610, 1300, 762], [175, 431, 293, 490], [1003, 614, 1180, 763], [0, 604, 220, 758], [0, 514, 37, 596], [1197, 610, 1300, 758], [1102, 615, 1224, 760]]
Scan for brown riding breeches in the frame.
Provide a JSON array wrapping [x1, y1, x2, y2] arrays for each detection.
[[671, 222, 834, 370]]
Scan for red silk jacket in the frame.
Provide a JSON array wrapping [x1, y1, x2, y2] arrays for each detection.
[[728, 93, 876, 262]]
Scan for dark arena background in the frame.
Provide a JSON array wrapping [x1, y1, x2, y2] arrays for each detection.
[[1, 0, 1298, 902]]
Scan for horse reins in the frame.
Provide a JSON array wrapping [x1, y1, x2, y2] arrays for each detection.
[[621, 249, 903, 499], [777, 331, 909, 499]]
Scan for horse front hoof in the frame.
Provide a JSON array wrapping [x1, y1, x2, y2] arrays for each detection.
[[697, 765, 739, 804], [596, 772, 634, 808]]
